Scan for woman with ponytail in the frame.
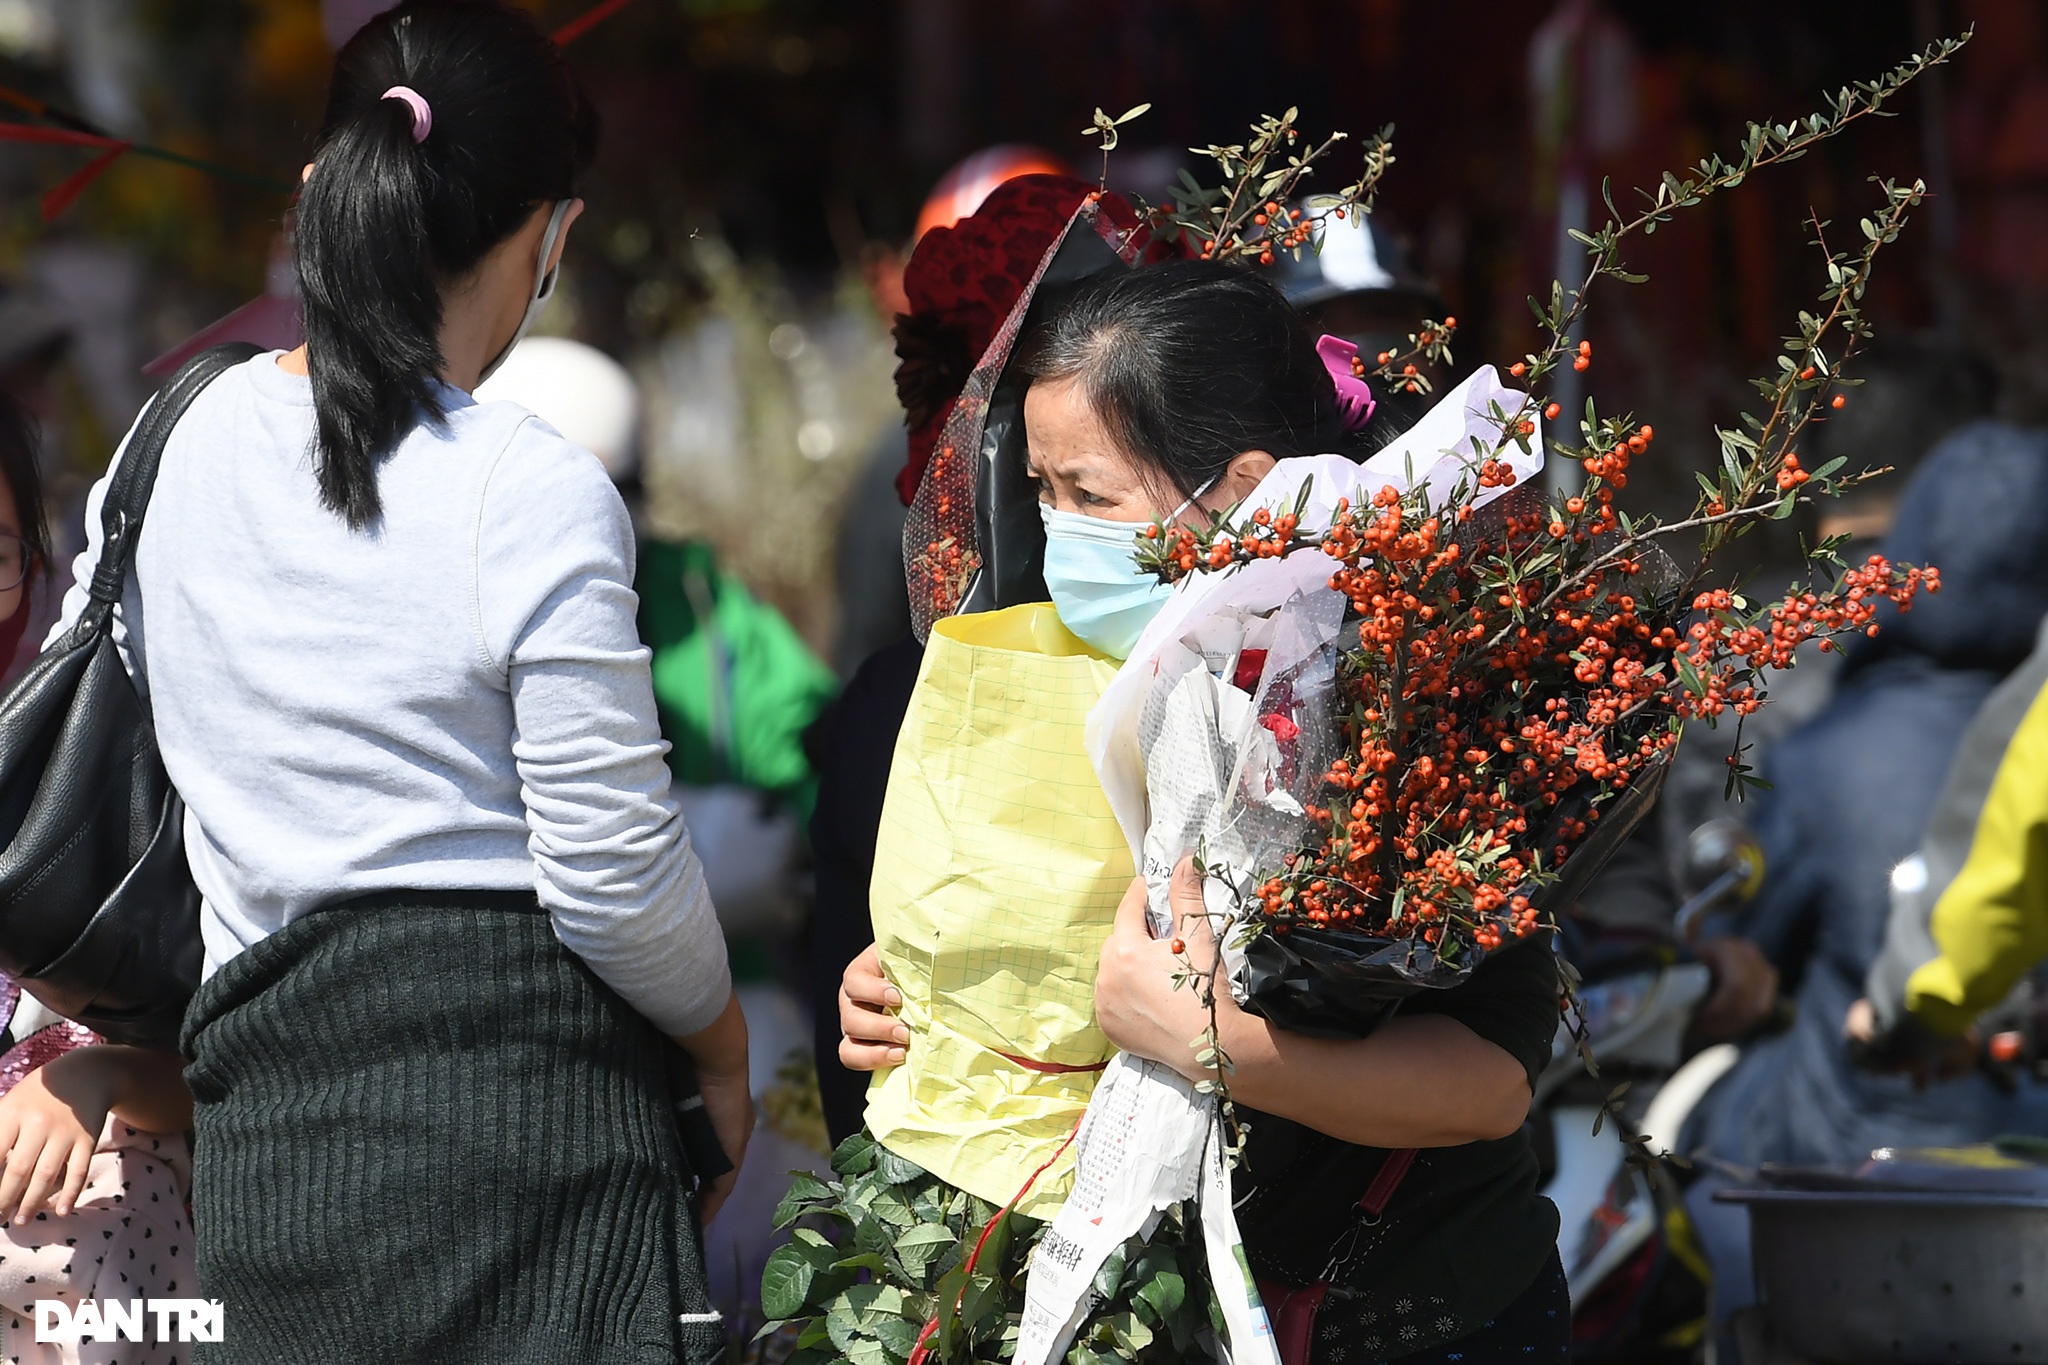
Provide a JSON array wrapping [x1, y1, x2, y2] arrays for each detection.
[[47, 4, 746, 1360]]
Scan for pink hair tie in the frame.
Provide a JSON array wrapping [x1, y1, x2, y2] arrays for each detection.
[[1316, 334, 1378, 431], [381, 86, 433, 144]]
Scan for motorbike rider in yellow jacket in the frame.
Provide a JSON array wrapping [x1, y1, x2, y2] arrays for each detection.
[[1853, 618, 2048, 1068]]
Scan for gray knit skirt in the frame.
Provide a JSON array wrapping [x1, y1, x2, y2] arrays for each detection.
[[180, 891, 724, 1365]]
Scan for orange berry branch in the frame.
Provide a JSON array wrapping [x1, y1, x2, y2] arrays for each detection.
[[1123, 38, 1968, 976], [1366, 317, 1459, 397], [1502, 31, 1967, 410], [1107, 107, 1396, 267]]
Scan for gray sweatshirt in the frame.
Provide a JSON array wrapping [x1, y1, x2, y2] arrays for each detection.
[[50, 352, 730, 1036]]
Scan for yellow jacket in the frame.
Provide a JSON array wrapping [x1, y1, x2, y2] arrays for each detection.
[[1872, 624, 2048, 1036]]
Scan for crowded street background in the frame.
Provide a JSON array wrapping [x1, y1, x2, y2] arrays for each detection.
[[5, 2, 2048, 1363]]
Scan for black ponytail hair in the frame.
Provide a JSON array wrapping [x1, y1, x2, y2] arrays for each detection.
[[1015, 260, 1376, 500], [297, 0, 597, 529]]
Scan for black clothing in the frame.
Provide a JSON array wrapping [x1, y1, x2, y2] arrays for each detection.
[[1322, 1250, 1569, 1365], [182, 892, 722, 1365], [831, 429, 913, 675], [806, 634, 925, 1144], [1235, 936, 1564, 1361]]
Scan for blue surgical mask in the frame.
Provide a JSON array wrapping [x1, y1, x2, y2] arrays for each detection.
[[1039, 479, 1217, 660]]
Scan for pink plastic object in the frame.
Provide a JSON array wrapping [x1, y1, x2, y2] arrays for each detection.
[[1316, 334, 1378, 431]]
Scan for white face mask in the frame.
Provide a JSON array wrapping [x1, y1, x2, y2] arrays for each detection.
[[475, 199, 571, 386]]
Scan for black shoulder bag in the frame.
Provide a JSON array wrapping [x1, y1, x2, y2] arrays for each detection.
[[0, 343, 257, 1050]]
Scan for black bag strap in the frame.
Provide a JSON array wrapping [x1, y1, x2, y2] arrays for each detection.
[[86, 343, 261, 615]]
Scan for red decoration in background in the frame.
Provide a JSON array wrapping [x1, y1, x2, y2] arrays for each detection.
[[892, 175, 1178, 506], [40, 146, 131, 221], [0, 77, 294, 221], [0, 0, 636, 225], [0, 122, 135, 221], [552, 0, 643, 47]]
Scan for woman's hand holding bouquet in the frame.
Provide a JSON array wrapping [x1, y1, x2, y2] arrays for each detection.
[[1095, 857, 1532, 1149]]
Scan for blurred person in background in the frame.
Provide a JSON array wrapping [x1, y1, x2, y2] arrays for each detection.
[[1683, 401, 2048, 1349], [829, 144, 1069, 677], [1850, 608, 2048, 1079]]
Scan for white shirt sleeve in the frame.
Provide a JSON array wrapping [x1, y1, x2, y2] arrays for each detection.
[[473, 419, 730, 1037]]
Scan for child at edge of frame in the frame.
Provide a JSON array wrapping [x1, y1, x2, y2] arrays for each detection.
[[0, 390, 196, 1365]]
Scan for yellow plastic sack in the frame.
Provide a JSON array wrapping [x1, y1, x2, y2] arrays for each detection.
[[865, 603, 1133, 1217]]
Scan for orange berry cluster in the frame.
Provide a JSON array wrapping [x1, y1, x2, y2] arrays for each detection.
[[1199, 200, 1312, 266], [1503, 338, 1592, 381], [1370, 319, 1456, 394], [1676, 557, 1938, 701], [1143, 503, 1302, 572], [1145, 415, 1937, 965]]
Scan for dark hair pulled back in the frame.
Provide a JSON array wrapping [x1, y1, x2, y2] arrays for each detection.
[[297, 0, 597, 529], [0, 391, 49, 579], [1016, 260, 1375, 500]]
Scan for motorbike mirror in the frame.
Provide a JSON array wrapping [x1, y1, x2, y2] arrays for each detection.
[[1684, 819, 1765, 900], [1674, 819, 1766, 944]]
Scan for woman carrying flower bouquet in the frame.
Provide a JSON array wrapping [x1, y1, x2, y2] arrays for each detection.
[[838, 261, 1567, 1364]]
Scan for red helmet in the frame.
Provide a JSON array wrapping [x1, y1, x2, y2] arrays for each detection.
[[912, 145, 1071, 242]]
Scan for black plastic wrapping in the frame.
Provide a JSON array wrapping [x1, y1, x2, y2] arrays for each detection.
[[1242, 928, 1468, 1038], [1526, 747, 1673, 916], [955, 223, 1129, 619]]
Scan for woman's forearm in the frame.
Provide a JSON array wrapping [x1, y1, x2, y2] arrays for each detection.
[[1212, 1009, 1533, 1148], [1095, 868, 1537, 1148], [674, 988, 749, 1080], [76, 1046, 193, 1134]]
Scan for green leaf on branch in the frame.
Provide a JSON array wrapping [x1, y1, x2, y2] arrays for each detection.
[[762, 1238, 839, 1320], [831, 1251, 892, 1276], [893, 1223, 959, 1281], [875, 1148, 925, 1186], [872, 1314, 926, 1357], [868, 1185, 918, 1228], [773, 1173, 834, 1228], [846, 1338, 891, 1365], [833, 1130, 878, 1176], [956, 1273, 1002, 1336]]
